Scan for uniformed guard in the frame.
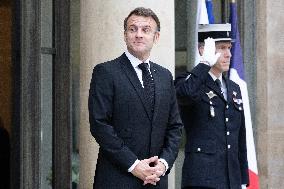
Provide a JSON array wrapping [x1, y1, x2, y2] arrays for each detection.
[[175, 24, 249, 189]]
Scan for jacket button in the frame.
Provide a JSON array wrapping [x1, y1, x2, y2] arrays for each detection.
[[227, 131, 230, 135], [228, 145, 231, 149], [226, 105, 229, 109], [225, 118, 229, 122], [197, 148, 201, 152]]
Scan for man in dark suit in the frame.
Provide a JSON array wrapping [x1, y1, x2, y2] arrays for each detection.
[[88, 7, 183, 189], [175, 24, 249, 189]]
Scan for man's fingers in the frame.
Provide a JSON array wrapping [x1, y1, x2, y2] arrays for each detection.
[[144, 156, 158, 164], [155, 170, 164, 177], [145, 174, 160, 181], [143, 180, 157, 186], [143, 174, 160, 185]]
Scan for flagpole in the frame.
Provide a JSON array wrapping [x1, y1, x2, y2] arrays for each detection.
[[186, 0, 198, 70]]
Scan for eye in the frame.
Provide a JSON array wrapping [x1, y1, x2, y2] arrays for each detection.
[[128, 27, 137, 33], [142, 27, 151, 34]]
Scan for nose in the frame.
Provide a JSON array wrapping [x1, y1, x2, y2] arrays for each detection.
[[225, 48, 232, 58], [135, 28, 143, 38]]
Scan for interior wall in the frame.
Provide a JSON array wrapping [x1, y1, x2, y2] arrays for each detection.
[[0, 0, 12, 134]]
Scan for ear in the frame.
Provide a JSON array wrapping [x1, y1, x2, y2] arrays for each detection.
[[153, 31, 160, 44], [198, 46, 204, 56]]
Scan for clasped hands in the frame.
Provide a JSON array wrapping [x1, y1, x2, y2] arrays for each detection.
[[131, 156, 166, 186]]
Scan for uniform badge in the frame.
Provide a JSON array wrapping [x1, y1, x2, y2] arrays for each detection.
[[206, 91, 217, 99], [232, 91, 243, 105], [210, 106, 215, 117], [233, 98, 243, 105], [206, 91, 216, 117]]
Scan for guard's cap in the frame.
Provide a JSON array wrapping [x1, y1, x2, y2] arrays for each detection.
[[198, 24, 232, 42]]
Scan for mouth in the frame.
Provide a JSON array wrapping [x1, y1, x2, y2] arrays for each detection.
[[134, 41, 144, 45]]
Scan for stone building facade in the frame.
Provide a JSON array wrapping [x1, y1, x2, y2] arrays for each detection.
[[0, 0, 283, 188]]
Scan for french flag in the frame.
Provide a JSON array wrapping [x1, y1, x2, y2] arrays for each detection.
[[229, 1, 260, 188]]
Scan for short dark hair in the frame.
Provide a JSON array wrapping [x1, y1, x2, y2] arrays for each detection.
[[124, 7, 160, 32]]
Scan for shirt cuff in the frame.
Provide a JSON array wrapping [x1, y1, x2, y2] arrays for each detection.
[[241, 184, 247, 189], [158, 158, 169, 176], [128, 159, 140, 172]]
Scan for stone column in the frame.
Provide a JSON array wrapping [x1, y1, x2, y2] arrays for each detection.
[[256, 0, 284, 188], [80, 1, 175, 188]]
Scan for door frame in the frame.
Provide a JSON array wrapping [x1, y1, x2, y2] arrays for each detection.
[[11, 0, 71, 188]]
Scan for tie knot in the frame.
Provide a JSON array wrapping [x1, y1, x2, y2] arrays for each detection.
[[215, 79, 221, 88], [138, 63, 149, 72]]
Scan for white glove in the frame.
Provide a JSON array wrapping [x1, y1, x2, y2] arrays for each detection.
[[241, 184, 247, 189], [200, 37, 221, 67]]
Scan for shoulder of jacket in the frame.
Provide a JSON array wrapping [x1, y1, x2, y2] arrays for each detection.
[[152, 62, 172, 75], [228, 79, 241, 89]]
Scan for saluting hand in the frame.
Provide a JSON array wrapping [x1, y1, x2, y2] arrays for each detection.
[[200, 37, 221, 66]]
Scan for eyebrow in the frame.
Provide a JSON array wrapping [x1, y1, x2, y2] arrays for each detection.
[[128, 24, 152, 28]]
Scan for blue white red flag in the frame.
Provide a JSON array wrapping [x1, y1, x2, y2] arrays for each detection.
[[229, 2, 260, 188]]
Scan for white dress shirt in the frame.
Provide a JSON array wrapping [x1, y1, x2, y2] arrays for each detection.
[[125, 50, 151, 88]]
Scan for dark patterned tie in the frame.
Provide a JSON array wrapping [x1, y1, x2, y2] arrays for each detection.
[[215, 79, 222, 90], [215, 79, 224, 97], [138, 63, 155, 118]]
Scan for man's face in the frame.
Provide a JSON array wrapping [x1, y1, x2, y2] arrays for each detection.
[[124, 15, 160, 60], [212, 41, 232, 73]]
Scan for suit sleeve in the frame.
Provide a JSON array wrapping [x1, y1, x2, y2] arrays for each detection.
[[175, 63, 211, 105], [237, 87, 250, 186], [88, 64, 137, 171], [159, 71, 183, 174]]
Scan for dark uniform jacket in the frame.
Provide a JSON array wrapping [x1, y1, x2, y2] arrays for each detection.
[[175, 63, 249, 189], [89, 53, 183, 189]]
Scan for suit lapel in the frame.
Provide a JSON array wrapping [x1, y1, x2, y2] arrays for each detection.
[[119, 53, 152, 120], [150, 63, 161, 122]]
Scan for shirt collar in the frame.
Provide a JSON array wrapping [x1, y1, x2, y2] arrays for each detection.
[[125, 49, 150, 69], [209, 71, 223, 86]]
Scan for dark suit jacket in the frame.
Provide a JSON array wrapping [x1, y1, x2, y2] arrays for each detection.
[[175, 63, 249, 189], [88, 53, 183, 189]]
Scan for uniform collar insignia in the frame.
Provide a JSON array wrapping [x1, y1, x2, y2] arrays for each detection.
[[232, 91, 243, 104], [233, 98, 243, 104], [206, 91, 217, 99]]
